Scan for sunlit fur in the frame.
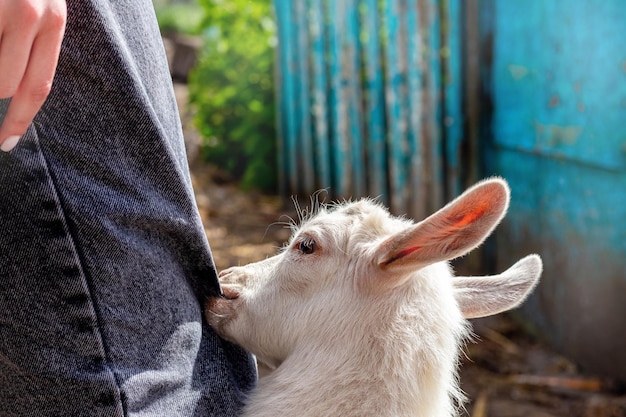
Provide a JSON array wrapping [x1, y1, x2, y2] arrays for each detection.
[[206, 179, 541, 417]]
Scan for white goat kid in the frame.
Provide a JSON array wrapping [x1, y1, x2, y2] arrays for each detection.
[[207, 178, 542, 417]]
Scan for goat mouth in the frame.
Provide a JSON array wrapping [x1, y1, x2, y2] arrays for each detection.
[[205, 292, 240, 332]]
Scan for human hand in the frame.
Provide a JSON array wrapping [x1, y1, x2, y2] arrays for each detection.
[[0, 0, 67, 152]]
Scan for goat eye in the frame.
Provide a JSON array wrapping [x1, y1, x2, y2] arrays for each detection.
[[298, 238, 317, 255]]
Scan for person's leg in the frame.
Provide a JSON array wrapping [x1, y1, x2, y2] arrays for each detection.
[[0, 1, 256, 416]]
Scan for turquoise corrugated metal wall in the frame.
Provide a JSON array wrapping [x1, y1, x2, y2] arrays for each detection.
[[274, 0, 463, 219], [480, 0, 626, 380]]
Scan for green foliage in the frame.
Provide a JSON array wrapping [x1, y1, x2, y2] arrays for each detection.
[[155, 2, 204, 36], [188, 0, 277, 192]]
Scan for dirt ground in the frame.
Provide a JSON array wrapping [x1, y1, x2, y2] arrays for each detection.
[[176, 83, 626, 417]]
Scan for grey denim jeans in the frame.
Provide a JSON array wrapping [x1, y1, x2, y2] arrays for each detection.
[[0, 1, 256, 416]]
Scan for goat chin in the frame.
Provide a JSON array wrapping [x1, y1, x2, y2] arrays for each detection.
[[206, 178, 542, 417]]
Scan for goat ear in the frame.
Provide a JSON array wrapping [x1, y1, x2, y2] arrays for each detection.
[[453, 255, 542, 318], [376, 178, 510, 270]]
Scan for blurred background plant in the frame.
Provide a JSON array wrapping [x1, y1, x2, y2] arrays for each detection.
[[190, 0, 278, 192], [154, 0, 204, 36], [153, 0, 278, 192]]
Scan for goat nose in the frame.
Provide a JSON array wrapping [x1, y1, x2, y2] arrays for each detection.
[[219, 267, 242, 279], [218, 267, 249, 285], [221, 285, 241, 300]]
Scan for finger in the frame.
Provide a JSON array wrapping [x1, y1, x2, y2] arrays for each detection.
[[0, 27, 36, 99], [0, 9, 65, 151], [0, 28, 35, 151]]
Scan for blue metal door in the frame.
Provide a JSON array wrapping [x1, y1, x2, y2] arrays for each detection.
[[481, 0, 626, 379]]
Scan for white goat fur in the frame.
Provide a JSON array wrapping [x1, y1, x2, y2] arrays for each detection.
[[207, 178, 542, 417]]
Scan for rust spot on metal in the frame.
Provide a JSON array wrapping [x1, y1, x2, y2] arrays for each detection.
[[549, 94, 560, 107], [534, 120, 583, 147], [508, 64, 529, 80], [573, 81, 582, 93]]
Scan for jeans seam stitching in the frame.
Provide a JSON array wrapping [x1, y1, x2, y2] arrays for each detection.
[[31, 125, 128, 417]]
